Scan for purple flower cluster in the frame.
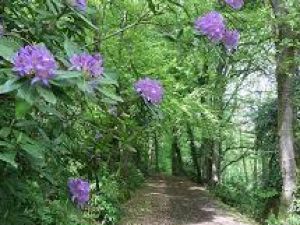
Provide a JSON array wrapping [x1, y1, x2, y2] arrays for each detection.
[[223, 30, 240, 51], [72, 0, 87, 11], [134, 77, 164, 104], [68, 178, 90, 206], [13, 45, 57, 85], [194, 11, 225, 42], [224, 0, 244, 10], [195, 11, 240, 51], [70, 53, 104, 78]]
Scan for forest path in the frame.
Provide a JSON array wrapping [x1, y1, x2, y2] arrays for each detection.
[[119, 175, 257, 225]]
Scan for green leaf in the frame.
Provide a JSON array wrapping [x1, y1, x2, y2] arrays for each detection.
[[0, 141, 15, 149], [46, 0, 58, 14], [15, 98, 32, 119], [101, 98, 119, 104], [17, 83, 38, 105], [40, 171, 55, 185], [0, 151, 17, 168], [54, 70, 82, 80], [37, 86, 57, 104], [0, 78, 22, 94], [104, 69, 119, 80], [72, 8, 99, 31], [0, 127, 11, 138], [20, 143, 44, 161], [15, 120, 37, 128], [100, 76, 119, 86], [36, 103, 63, 118], [0, 37, 22, 61], [63, 38, 82, 58], [98, 88, 123, 102]]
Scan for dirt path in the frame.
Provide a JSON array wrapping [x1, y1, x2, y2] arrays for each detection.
[[119, 175, 257, 225]]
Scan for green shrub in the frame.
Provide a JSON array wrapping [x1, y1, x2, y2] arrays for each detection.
[[213, 182, 279, 220]]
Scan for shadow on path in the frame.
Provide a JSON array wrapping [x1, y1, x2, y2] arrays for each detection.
[[119, 175, 257, 225]]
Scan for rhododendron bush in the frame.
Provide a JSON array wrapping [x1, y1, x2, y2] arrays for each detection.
[[0, 1, 165, 224]]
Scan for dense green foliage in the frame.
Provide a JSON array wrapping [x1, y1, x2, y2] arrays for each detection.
[[0, 0, 299, 225]]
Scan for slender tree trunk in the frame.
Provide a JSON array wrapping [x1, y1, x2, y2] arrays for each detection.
[[154, 132, 160, 172], [135, 146, 142, 170], [203, 139, 213, 183], [211, 62, 225, 185], [242, 157, 249, 183], [171, 137, 177, 175], [261, 151, 269, 187], [148, 135, 153, 170], [212, 141, 220, 184], [187, 123, 202, 183], [175, 140, 184, 175], [253, 141, 259, 188], [271, 0, 297, 214], [171, 127, 184, 176]]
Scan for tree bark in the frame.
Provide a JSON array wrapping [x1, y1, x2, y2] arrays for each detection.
[[171, 127, 185, 176], [242, 156, 249, 183], [277, 65, 297, 212], [154, 132, 160, 172], [271, 0, 297, 214], [202, 138, 213, 183], [187, 123, 202, 183], [212, 140, 220, 184], [253, 139, 259, 188]]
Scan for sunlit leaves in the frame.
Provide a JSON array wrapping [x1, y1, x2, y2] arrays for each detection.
[[0, 78, 22, 94], [0, 37, 22, 61], [63, 39, 82, 58], [53, 70, 83, 81], [0, 151, 17, 168], [36, 86, 57, 104]]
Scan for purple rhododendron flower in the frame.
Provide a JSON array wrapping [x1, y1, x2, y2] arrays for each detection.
[[73, 0, 87, 11], [224, 0, 244, 10], [69, 53, 104, 78], [68, 178, 90, 206], [134, 77, 164, 104], [223, 29, 240, 51], [13, 45, 57, 85], [194, 11, 226, 42]]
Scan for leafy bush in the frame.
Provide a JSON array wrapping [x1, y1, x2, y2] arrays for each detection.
[[213, 182, 279, 220], [266, 214, 300, 225], [0, 1, 147, 224]]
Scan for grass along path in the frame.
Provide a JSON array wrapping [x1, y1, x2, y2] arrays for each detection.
[[119, 175, 258, 225]]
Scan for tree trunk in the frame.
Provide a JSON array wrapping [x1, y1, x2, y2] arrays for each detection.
[[202, 138, 213, 183], [253, 140, 259, 188], [187, 123, 202, 183], [277, 66, 297, 212], [242, 156, 249, 183], [154, 132, 160, 172], [271, 0, 297, 214], [261, 151, 269, 187], [171, 127, 184, 176], [212, 140, 220, 184], [148, 135, 153, 170]]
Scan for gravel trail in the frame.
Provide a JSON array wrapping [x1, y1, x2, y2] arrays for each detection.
[[120, 175, 257, 225]]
